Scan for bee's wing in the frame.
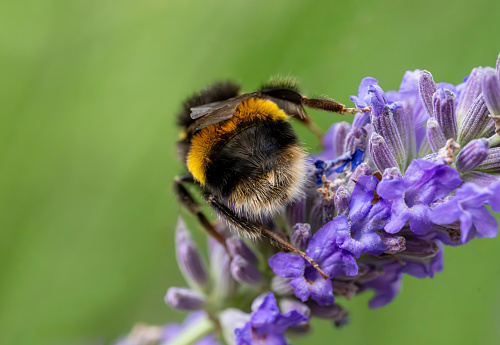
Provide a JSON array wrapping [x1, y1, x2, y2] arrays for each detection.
[[188, 93, 256, 132]]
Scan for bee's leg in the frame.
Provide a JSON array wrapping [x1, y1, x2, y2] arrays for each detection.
[[173, 174, 227, 248], [206, 195, 329, 279], [301, 97, 371, 115]]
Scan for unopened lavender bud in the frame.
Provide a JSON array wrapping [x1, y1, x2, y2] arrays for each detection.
[[455, 138, 489, 172], [270, 275, 294, 296], [175, 218, 208, 288], [344, 127, 368, 154], [382, 167, 403, 180], [308, 302, 349, 326], [279, 299, 311, 333], [378, 233, 406, 254], [285, 199, 306, 227], [476, 147, 500, 173], [346, 163, 373, 190], [372, 105, 406, 169], [230, 255, 262, 286], [433, 88, 458, 140], [482, 67, 500, 115], [210, 239, 238, 298], [226, 237, 258, 265], [457, 67, 485, 125], [400, 238, 439, 260], [220, 308, 250, 345], [165, 287, 205, 311], [427, 118, 447, 153], [331, 280, 358, 299], [458, 94, 491, 146], [290, 223, 311, 251], [334, 185, 350, 216], [392, 102, 417, 165], [419, 70, 437, 117], [461, 171, 500, 187], [481, 118, 496, 138], [368, 84, 388, 117], [369, 132, 399, 173], [323, 121, 351, 158]]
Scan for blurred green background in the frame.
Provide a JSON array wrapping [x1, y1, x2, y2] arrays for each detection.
[[2, 0, 500, 344]]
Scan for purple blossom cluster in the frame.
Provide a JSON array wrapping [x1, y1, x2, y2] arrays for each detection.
[[115, 52, 500, 345]]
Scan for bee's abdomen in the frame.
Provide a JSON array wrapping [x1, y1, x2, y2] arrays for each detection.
[[205, 121, 308, 222]]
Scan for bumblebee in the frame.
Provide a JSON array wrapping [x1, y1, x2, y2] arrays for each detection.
[[174, 78, 367, 277]]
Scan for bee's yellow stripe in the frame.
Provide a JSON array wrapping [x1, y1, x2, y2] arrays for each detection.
[[187, 98, 288, 184]]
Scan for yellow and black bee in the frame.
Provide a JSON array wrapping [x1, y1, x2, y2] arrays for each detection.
[[174, 78, 367, 276]]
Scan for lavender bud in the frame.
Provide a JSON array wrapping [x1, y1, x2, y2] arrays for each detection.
[[461, 171, 500, 186], [175, 218, 208, 288], [324, 121, 351, 158], [378, 233, 406, 254], [270, 275, 294, 296], [308, 302, 350, 326], [279, 299, 311, 332], [344, 127, 369, 154], [165, 287, 205, 311], [476, 147, 500, 173], [230, 255, 262, 286], [372, 105, 406, 170], [382, 166, 403, 180], [392, 101, 417, 165], [433, 88, 458, 140], [285, 199, 306, 227], [455, 138, 489, 172], [334, 185, 350, 216], [290, 223, 311, 251], [279, 299, 311, 320], [419, 70, 437, 117], [368, 84, 389, 117], [220, 308, 250, 345], [309, 201, 324, 232], [331, 280, 358, 299], [427, 118, 447, 153], [457, 67, 485, 125], [210, 239, 238, 299], [369, 132, 399, 173], [458, 93, 491, 147], [400, 238, 439, 260], [346, 162, 373, 191], [481, 118, 496, 138], [226, 237, 258, 265], [497, 52, 500, 80], [482, 67, 500, 115]]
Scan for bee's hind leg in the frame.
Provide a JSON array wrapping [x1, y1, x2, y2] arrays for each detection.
[[173, 174, 227, 248], [206, 195, 329, 279]]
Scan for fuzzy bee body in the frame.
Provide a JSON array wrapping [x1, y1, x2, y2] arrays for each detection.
[[174, 79, 364, 276]]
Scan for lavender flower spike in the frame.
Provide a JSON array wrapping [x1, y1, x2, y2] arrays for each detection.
[[455, 138, 489, 172], [426, 118, 447, 153], [369, 132, 399, 173], [433, 88, 458, 140], [419, 70, 437, 117]]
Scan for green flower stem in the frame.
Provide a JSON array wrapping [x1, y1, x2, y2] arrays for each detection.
[[162, 316, 214, 345]]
